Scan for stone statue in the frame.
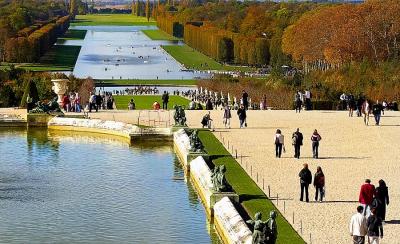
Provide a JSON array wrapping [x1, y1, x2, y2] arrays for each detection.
[[30, 97, 62, 114], [173, 105, 187, 126], [246, 211, 278, 244], [246, 212, 266, 244], [265, 211, 278, 244], [212, 165, 231, 192], [189, 129, 203, 152]]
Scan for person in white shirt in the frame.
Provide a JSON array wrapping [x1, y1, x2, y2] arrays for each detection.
[[274, 129, 285, 158], [350, 206, 367, 244]]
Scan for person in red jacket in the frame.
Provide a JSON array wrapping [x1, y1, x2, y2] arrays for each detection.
[[359, 179, 375, 217]]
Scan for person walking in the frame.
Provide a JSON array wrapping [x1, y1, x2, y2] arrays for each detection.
[[295, 91, 302, 113], [311, 129, 322, 159], [313, 166, 325, 202], [242, 90, 249, 110], [348, 93, 356, 117], [299, 163, 312, 202], [349, 206, 367, 244], [292, 128, 303, 159], [274, 129, 284, 158], [372, 100, 383, 126], [223, 104, 231, 129], [162, 91, 169, 110], [359, 179, 376, 217], [375, 180, 389, 221], [89, 92, 97, 112], [237, 104, 247, 128], [95, 92, 102, 112], [367, 208, 383, 244], [362, 100, 371, 126]]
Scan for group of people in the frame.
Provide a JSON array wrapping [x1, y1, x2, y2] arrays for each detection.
[[61, 92, 81, 112], [89, 92, 115, 112], [273, 128, 322, 159], [121, 86, 159, 95], [350, 179, 389, 244], [294, 90, 312, 112]]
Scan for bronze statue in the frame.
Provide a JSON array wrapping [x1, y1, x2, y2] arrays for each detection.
[[189, 129, 203, 152], [173, 105, 187, 126], [246, 211, 278, 244], [212, 165, 232, 192], [30, 97, 62, 114]]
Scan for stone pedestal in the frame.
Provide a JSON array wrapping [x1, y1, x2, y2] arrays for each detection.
[[27, 114, 54, 127]]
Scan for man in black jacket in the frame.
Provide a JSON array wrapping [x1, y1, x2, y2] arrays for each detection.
[[292, 128, 303, 159], [299, 163, 312, 202], [162, 91, 169, 110]]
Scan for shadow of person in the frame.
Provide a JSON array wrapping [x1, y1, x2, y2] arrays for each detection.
[[385, 220, 400, 225]]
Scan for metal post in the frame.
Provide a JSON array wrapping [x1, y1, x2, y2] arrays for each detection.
[[309, 233, 312, 244], [276, 193, 279, 206], [222, 137, 224, 144], [240, 155, 242, 165], [227, 140, 229, 149], [235, 149, 237, 159], [268, 185, 270, 197], [262, 178, 264, 190], [284, 201, 286, 213], [292, 212, 294, 224], [250, 165, 252, 176], [300, 220, 303, 235], [257, 172, 258, 183]]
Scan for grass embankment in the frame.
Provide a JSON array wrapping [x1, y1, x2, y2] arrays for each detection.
[[142, 29, 180, 41], [162, 45, 254, 72], [96, 79, 197, 86], [71, 14, 156, 26], [113, 95, 190, 110], [198, 130, 305, 244], [18, 45, 81, 71], [58, 29, 87, 40]]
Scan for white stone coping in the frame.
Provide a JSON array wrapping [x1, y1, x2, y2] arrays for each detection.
[[173, 128, 191, 167], [214, 197, 252, 244], [190, 156, 214, 207], [48, 117, 172, 137]]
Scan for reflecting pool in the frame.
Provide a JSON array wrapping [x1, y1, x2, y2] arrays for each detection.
[[0, 128, 220, 243], [67, 26, 209, 80]]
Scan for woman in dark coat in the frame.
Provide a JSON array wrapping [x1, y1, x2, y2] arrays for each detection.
[[313, 166, 325, 202], [375, 179, 389, 221]]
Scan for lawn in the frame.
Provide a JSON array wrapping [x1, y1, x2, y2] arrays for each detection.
[[142, 29, 180, 41], [96, 79, 198, 86], [18, 45, 81, 71], [58, 29, 87, 40], [198, 130, 305, 244], [71, 14, 156, 26], [114, 95, 191, 110], [162, 45, 254, 72]]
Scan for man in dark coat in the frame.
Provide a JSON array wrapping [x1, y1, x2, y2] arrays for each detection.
[[242, 90, 249, 110], [299, 163, 312, 202], [162, 91, 169, 110], [292, 128, 303, 159]]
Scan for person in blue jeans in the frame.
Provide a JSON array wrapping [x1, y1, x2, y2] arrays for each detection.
[[311, 129, 322, 159], [372, 100, 383, 126]]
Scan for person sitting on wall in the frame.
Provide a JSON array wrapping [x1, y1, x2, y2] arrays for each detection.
[[128, 99, 136, 110], [152, 101, 160, 110]]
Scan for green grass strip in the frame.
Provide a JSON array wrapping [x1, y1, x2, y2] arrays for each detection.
[[71, 14, 156, 26], [162, 45, 254, 72], [113, 95, 191, 110], [198, 130, 305, 244], [96, 79, 198, 86], [142, 29, 180, 41]]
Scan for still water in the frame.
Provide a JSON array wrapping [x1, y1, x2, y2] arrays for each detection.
[[0, 129, 220, 243], [66, 26, 209, 80]]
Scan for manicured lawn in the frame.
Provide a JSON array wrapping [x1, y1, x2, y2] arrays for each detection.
[[114, 95, 191, 110], [142, 29, 180, 41], [17, 45, 81, 71], [96, 79, 197, 86], [198, 130, 305, 244], [162, 45, 254, 72], [59, 29, 87, 40], [71, 14, 156, 26]]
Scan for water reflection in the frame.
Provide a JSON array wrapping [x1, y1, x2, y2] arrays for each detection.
[[0, 129, 220, 243], [69, 26, 210, 80]]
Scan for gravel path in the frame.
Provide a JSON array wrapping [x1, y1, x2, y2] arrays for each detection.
[[185, 110, 400, 244]]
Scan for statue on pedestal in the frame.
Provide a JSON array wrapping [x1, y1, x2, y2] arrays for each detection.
[[212, 165, 232, 192], [189, 129, 203, 152], [30, 97, 62, 114], [173, 105, 187, 126]]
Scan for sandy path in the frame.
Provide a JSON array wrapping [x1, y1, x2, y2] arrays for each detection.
[[185, 110, 400, 244]]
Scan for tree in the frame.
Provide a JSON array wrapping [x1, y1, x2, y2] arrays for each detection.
[[145, 0, 150, 21], [70, 0, 78, 18]]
